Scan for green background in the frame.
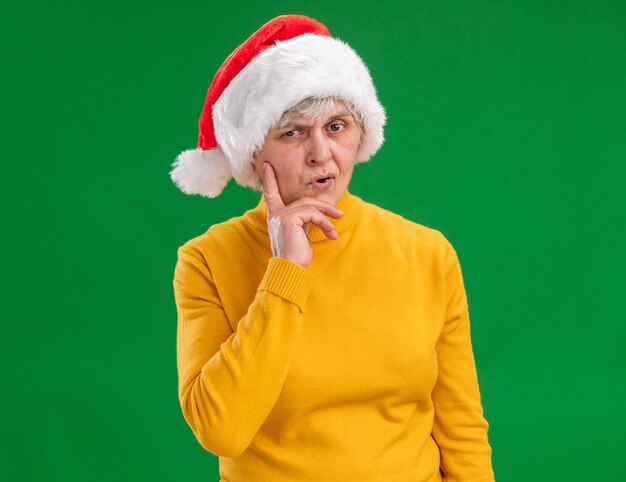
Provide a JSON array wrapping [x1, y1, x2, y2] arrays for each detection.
[[2, 0, 624, 480]]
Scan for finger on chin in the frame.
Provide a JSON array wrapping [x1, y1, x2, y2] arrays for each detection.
[[262, 162, 285, 211]]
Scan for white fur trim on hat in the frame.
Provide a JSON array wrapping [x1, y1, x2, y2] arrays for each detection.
[[213, 33, 386, 189], [170, 147, 232, 198]]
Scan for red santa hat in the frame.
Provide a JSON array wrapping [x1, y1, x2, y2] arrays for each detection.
[[170, 14, 386, 197]]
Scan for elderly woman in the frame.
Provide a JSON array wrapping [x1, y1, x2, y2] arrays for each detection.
[[171, 14, 494, 482]]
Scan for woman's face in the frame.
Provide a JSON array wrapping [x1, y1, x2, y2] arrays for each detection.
[[253, 99, 362, 206]]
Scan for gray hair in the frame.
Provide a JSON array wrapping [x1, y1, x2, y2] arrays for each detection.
[[277, 96, 365, 137]]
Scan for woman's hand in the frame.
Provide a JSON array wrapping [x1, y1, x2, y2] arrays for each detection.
[[262, 162, 343, 269]]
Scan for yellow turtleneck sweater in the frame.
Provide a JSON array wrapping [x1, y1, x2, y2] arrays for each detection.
[[173, 191, 494, 482]]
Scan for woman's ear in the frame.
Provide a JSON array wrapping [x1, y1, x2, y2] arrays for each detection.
[[250, 155, 264, 192], [251, 150, 262, 178]]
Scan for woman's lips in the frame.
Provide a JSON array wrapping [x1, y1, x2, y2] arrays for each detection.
[[309, 176, 334, 191]]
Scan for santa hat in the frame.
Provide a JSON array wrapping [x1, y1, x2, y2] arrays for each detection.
[[170, 14, 386, 197]]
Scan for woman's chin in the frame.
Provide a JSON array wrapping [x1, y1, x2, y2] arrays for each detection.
[[306, 179, 343, 205], [286, 182, 343, 206]]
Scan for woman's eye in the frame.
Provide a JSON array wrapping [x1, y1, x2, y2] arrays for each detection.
[[329, 123, 344, 132], [282, 130, 297, 138]]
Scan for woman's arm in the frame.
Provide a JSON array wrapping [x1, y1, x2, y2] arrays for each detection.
[[174, 164, 341, 458], [174, 248, 311, 458], [431, 238, 495, 482]]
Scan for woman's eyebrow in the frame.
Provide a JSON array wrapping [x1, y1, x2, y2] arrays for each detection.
[[280, 111, 352, 130], [327, 111, 351, 120], [284, 121, 313, 130]]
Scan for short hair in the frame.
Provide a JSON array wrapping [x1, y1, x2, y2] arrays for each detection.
[[276, 96, 365, 138]]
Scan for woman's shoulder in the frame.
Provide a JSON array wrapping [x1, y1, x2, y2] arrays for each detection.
[[359, 198, 450, 251], [176, 210, 263, 261]]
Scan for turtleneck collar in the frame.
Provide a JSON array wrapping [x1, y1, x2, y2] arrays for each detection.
[[245, 189, 363, 243]]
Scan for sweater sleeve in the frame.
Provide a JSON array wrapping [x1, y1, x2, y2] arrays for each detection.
[[174, 248, 311, 458], [431, 239, 495, 482]]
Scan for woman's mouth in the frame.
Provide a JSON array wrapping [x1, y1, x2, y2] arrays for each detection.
[[310, 176, 334, 191]]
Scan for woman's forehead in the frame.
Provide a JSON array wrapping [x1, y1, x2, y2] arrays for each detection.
[[277, 99, 352, 128]]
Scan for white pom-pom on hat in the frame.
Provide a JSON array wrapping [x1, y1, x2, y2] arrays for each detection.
[[170, 147, 232, 198]]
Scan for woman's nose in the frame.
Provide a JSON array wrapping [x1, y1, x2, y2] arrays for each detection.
[[306, 131, 332, 165]]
